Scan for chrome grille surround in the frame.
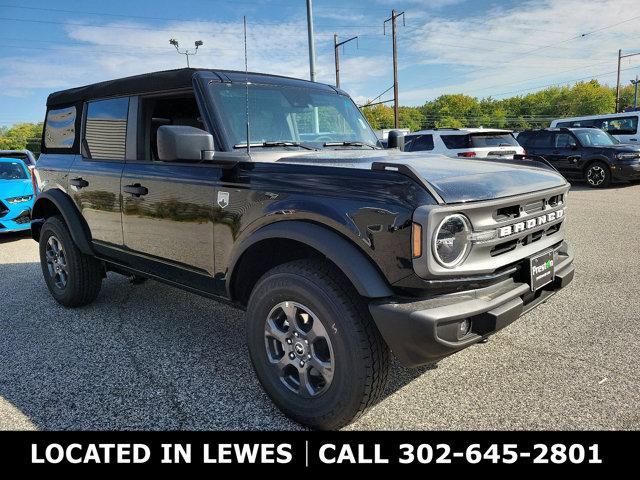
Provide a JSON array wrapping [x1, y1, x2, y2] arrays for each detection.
[[412, 184, 570, 279]]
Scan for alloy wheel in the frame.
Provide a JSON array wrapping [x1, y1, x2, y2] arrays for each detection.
[[45, 235, 68, 289], [587, 165, 606, 186], [264, 301, 335, 397]]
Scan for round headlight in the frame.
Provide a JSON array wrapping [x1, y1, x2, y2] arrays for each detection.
[[432, 214, 471, 268]]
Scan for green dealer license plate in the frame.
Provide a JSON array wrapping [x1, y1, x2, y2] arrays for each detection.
[[530, 249, 555, 291]]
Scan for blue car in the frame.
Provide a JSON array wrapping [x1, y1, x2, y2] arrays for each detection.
[[0, 157, 37, 232]]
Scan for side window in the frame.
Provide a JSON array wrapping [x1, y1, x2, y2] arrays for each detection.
[[555, 121, 571, 128], [605, 116, 638, 135], [44, 106, 76, 149], [84, 98, 129, 160], [410, 134, 434, 151], [139, 93, 205, 161], [530, 132, 552, 148], [554, 133, 575, 148], [441, 134, 470, 149], [403, 135, 417, 151]]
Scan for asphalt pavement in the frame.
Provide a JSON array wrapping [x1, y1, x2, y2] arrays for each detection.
[[0, 182, 638, 430]]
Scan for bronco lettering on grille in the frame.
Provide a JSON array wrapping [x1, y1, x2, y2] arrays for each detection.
[[498, 208, 564, 238]]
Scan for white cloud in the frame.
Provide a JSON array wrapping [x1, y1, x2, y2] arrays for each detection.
[[399, 0, 640, 104], [0, 19, 388, 102]]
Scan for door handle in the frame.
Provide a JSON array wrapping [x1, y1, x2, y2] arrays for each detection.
[[70, 177, 89, 188], [123, 184, 148, 197]]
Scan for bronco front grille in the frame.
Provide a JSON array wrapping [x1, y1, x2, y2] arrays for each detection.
[[412, 184, 570, 279]]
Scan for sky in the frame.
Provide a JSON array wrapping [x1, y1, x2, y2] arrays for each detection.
[[1, 0, 639, 126]]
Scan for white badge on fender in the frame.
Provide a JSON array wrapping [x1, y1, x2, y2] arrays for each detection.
[[217, 191, 229, 209]]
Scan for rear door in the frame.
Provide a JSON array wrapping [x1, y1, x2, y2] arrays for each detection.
[[68, 97, 131, 247]]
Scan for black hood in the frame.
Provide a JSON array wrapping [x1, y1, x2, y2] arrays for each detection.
[[274, 149, 568, 204]]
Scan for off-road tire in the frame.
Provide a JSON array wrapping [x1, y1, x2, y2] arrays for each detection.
[[39, 215, 103, 307], [246, 259, 390, 430]]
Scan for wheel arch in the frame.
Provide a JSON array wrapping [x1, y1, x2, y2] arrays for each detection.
[[31, 189, 93, 255], [228, 221, 394, 306], [582, 156, 611, 174]]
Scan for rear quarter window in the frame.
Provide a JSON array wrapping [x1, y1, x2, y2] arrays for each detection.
[[44, 106, 77, 149], [84, 97, 129, 160], [405, 134, 434, 151], [441, 134, 470, 149]]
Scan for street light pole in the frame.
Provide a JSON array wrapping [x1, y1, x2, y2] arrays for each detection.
[[306, 0, 317, 82]]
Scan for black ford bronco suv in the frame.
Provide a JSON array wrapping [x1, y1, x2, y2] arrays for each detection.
[[32, 68, 574, 429]]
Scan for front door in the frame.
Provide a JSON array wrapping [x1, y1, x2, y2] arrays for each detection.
[[120, 162, 219, 276], [120, 91, 221, 287], [549, 132, 581, 177]]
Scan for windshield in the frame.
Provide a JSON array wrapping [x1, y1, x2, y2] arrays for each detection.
[[0, 161, 27, 180], [573, 129, 620, 147], [208, 83, 379, 149], [470, 133, 519, 148]]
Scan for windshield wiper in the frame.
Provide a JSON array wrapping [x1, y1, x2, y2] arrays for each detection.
[[323, 141, 378, 149], [234, 141, 316, 150]]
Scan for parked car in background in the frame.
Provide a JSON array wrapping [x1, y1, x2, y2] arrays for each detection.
[[0, 149, 37, 168], [0, 156, 37, 232], [516, 127, 640, 187], [403, 128, 525, 159], [550, 112, 639, 144]]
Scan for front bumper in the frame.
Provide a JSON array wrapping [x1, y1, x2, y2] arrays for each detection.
[[612, 160, 640, 181], [0, 203, 33, 233], [369, 242, 574, 367]]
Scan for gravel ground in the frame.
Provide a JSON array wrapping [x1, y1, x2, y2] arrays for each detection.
[[0, 183, 638, 431]]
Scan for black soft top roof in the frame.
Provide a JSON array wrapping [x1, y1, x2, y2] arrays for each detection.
[[46, 68, 338, 107]]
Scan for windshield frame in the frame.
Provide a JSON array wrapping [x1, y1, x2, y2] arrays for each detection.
[[205, 81, 381, 152]]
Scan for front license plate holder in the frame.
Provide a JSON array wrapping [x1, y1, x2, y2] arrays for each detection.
[[529, 249, 555, 292]]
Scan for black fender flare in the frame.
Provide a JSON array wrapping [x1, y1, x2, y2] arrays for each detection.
[[582, 156, 611, 173], [228, 221, 394, 299], [31, 189, 93, 255]]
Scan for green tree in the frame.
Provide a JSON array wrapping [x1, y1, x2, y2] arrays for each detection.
[[0, 122, 43, 151]]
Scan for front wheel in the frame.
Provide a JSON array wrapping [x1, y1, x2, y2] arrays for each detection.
[[39, 216, 103, 307], [246, 259, 390, 430], [584, 161, 611, 188]]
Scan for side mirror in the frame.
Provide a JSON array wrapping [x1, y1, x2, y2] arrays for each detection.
[[569, 143, 578, 150], [157, 125, 214, 161], [387, 130, 405, 151]]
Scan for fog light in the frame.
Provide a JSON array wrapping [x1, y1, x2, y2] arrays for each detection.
[[457, 319, 471, 339]]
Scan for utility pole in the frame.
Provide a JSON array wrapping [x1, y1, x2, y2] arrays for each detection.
[[334, 34, 358, 88], [306, 0, 316, 82], [384, 10, 405, 128], [616, 49, 640, 112], [631, 75, 640, 110]]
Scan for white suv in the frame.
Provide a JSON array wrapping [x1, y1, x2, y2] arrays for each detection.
[[403, 128, 524, 158]]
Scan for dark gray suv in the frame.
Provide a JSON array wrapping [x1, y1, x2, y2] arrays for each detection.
[[517, 127, 640, 187]]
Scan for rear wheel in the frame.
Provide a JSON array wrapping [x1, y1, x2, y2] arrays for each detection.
[[584, 161, 611, 188], [39, 216, 103, 307], [246, 259, 390, 430]]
